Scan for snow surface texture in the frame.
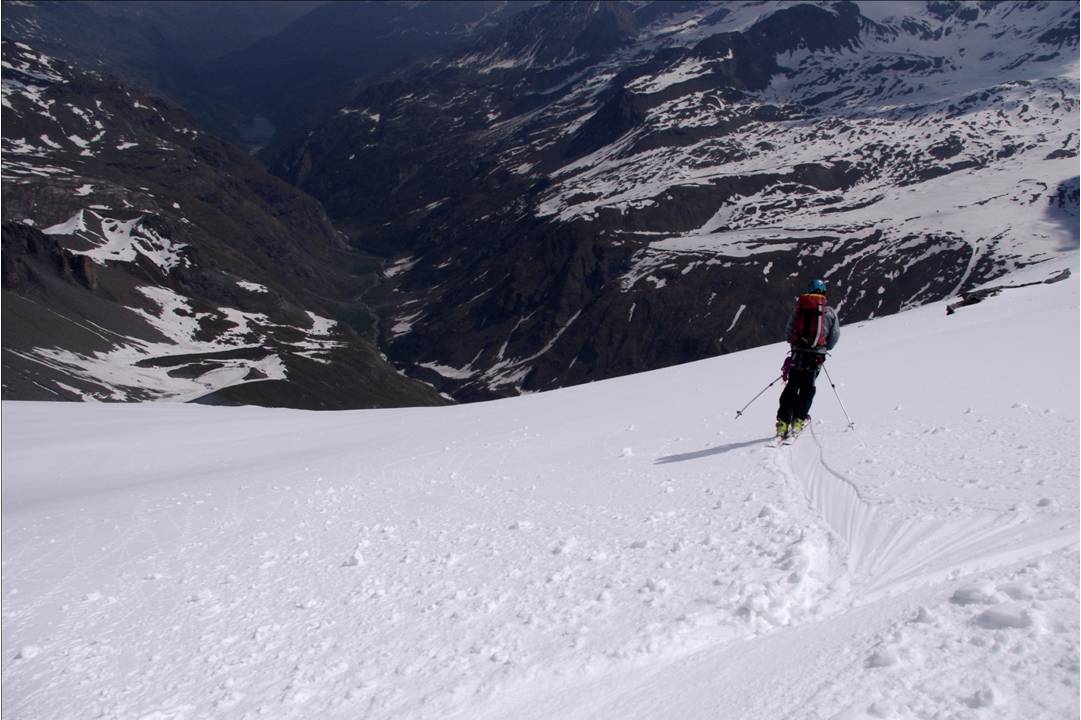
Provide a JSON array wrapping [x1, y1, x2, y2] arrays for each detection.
[[3, 257, 1078, 718]]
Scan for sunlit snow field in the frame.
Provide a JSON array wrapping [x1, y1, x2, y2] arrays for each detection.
[[2, 256, 1078, 719]]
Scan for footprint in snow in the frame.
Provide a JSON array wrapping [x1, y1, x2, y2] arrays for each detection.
[[342, 546, 366, 567], [949, 583, 1002, 606], [971, 605, 1036, 630], [964, 685, 1004, 708], [865, 648, 899, 668], [16, 645, 40, 660]]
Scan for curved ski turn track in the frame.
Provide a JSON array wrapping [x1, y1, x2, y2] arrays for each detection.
[[784, 426, 1076, 605]]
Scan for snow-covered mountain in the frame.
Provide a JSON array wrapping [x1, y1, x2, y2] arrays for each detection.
[[270, 0, 1079, 401], [2, 1, 1078, 411], [1, 41, 443, 408], [3, 255, 1077, 719]]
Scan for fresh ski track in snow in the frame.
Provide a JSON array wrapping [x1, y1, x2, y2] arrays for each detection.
[[3, 258, 1078, 719]]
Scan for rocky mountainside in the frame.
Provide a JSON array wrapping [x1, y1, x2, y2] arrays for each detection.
[[2, 1, 539, 148], [268, 0, 1079, 401], [0, 0, 327, 146], [2, 0, 196, 103], [84, 1, 328, 66], [198, 0, 539, 147], [1, 40, 444, 409]]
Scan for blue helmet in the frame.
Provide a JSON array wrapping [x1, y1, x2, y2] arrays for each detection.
[[808, 278, 827, 293]]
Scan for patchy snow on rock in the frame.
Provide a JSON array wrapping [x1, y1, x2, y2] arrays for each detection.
[[291, 312, 343, 364], [418, 361, 478, 380], [2, 160, 73, 182], [390, 311, 423, 338], [43, 209, 188, 272], [235, 280, 269, 294], [725, 304, 747, 334], [338, 107, 381, 125], [305, 312, 337, 337], [8, 283, 306, 402], [1, 137, 48, 156], [626, 58, 716, 95], [479, 310, 582, 392], [384, 256, 419, 278], [41, 209, 88, 235], [134, 286, 223, 345]]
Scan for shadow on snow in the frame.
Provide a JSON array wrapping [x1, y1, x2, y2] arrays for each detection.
[[654, 436, 774, 464]]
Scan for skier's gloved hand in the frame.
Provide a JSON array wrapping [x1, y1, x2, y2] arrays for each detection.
[[781, 354, 793, 382]]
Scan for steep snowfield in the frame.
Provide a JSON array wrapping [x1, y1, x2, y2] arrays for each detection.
[[2, 256, 1078, 719]]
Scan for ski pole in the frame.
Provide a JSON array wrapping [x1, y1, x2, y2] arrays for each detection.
[[734, 374, 784, 419], [821, 365, 855, 430]]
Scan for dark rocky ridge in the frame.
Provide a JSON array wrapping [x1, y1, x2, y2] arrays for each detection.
[[187, 0, 540, 147], [1, 0, 328, 147], [1, 1, 537, 148]]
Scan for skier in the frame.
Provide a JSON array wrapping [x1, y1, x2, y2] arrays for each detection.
[[775, 278, 840, 438]]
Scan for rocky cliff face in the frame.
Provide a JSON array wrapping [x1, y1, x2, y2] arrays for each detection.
[[268, 0, 1079, 401], [1, 40, 444, 408], [0, 1, 528, 148]]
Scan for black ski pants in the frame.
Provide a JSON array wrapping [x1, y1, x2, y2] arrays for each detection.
[[777, 351, 824, 424]]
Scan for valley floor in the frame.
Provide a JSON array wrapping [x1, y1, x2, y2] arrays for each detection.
[[2, 259, 1078, 720]]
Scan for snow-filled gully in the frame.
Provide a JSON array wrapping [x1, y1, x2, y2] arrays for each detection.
[[775, 428, 1077, 607]]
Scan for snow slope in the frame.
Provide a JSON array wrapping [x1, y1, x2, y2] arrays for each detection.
[[2, 256, 1078, 719]]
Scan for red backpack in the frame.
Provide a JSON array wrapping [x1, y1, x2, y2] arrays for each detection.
[[788, 293, 828, 349]]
